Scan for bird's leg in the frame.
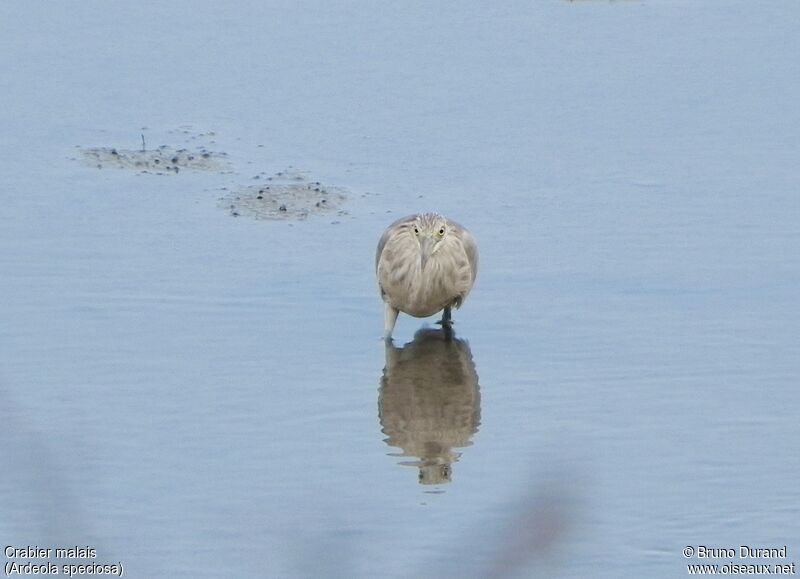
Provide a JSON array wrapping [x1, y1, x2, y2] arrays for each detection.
[[383, 304, 399, 341], [437, 306, 452, 326]]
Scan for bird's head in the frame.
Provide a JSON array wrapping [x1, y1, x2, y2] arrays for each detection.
[[411, 213, 448, 270]]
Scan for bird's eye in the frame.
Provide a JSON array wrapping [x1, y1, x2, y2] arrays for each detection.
[[413, 226, 419, 235], [438, 227, 445, 236]]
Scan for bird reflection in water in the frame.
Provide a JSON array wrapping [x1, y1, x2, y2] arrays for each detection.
[[378, 327, 480, 486]]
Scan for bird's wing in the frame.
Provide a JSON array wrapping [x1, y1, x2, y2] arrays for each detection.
[[375, 214, 417, 272], [450, 220, 479, 283]]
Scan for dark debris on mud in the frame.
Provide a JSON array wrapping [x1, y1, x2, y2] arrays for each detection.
[[77, 144, 229, 175], [74, 128, 353, 222], [220, 168, 349, 221]]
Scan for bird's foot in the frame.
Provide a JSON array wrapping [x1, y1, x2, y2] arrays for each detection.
[[436, 314, 454, 340]]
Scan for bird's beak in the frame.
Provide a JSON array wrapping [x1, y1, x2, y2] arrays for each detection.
[[419, 235, 434, 270]]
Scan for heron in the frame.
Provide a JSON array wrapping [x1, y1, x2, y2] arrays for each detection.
[[375, 213, 478, 340]]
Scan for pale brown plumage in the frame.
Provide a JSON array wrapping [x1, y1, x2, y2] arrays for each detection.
[[376, 213, 478, 339]]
